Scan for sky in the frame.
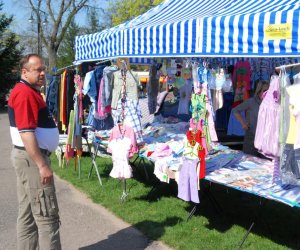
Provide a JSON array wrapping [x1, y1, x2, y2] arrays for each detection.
[[1, 0, 108, 34]]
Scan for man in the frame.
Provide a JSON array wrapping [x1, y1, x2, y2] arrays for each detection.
[[8, 54, 61, 249]]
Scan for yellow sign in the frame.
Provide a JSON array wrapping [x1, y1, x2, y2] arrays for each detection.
[[264, 23, 292, 40]]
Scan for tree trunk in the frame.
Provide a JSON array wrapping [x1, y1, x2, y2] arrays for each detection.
[[48, 45, 57, 73]]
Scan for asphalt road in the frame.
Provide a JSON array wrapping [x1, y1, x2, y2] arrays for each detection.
[[0, 111, 172, 250]]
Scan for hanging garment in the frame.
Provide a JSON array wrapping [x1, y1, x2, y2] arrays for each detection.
[[147, 64, 160, 114], [232, 61, 251, 105], [112, 98, 143, 144], [74, 74, 83, 124], [190, 83, 218, 143], [82, 70, 93, 95], [177, 157, 200, 204], [255, 75, 280, 157], [279, 68, 291, 144], [287, 81, 300, 149], [66, 70, 75, 127], [92, 113, 114, 131], [186, 129, 206, 179], [178, 80, 193, 115], [111, 70, 139, 109], [108, 137, 133, 179], [280, 79, 300, 185], [101, 65, 119, 107], [46, 75, 59, 120], [65, 110, 75, 161], [60, 69, 68, 132], [107, 124, 138, 158], [97, 78, 112, 118], [88, 65, 105, 103]]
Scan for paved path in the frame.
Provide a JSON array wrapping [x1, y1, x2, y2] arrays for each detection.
[[0, 111, 172, 250]]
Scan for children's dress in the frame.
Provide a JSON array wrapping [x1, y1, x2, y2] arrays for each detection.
[[107, 125, 138, 179], [108, 137, 133, 179], [255, 75, 280, 157]]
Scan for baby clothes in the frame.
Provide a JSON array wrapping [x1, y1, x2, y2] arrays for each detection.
[[287, 83, 300, 149], [178, 157, 200, 203], [185, 127, 207, 179], [107, 124, 138, 158], [108, 137, 133, 179], [255, 75, 281, 157]]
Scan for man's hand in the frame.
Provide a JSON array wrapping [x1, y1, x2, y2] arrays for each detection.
[[242, 122, 250, 131], [39, 165, 53, 184], [20, 132, 53, 185]]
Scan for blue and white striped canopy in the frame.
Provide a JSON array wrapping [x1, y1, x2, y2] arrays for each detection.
[[75, 0, 300, 62]]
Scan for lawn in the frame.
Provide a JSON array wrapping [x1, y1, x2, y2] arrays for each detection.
[[51, 154, 300, 250]]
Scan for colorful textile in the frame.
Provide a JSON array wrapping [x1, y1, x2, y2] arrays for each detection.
[[232, 61, 251, 104], [255, 75, 280, 157], [112, 98, 143, 144], [178, 157, 200, 203], [108, 137, 133, 179], [107, 124, 138, 158]]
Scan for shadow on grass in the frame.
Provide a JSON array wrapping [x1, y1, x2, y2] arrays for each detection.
[[53, 154, 300, 249], [79, 216, 181, 250], [187, 180, 300, 249]]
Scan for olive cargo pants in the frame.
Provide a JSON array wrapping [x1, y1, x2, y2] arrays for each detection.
[[11, 148, 61, 250]]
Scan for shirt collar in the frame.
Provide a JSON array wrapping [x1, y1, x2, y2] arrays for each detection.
[[19, 79, 40, 92]]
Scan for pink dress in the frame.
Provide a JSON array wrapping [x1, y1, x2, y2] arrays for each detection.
[[255, 75, 280, 157]]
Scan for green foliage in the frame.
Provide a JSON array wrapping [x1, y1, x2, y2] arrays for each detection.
[[56, 19, 81, 69], [51, 153, 300, 250], [108, 0, 164, 26], [86, 8, 101, 34], [0, 4, 23, 103]]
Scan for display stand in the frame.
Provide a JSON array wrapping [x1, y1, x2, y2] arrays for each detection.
[[130, 154, 151, 181], [87, 139, 103, 186], [119, 59, 129, 202], [120, 179, 128, 202]]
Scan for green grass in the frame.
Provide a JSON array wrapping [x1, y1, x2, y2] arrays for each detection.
[[51, 154, 300, 250]]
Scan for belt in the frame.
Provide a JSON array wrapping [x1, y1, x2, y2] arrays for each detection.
[[14, 145, 52, 157]]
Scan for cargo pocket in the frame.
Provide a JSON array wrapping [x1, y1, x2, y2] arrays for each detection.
[[43, 186, 59, 217], [34, 187, 59, 217], [31, 189, 42, 216]]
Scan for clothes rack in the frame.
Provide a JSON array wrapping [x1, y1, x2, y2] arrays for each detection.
[[275, 62, 300, 71], [56, 63, 78, 72], [95, 59, 112, 65]]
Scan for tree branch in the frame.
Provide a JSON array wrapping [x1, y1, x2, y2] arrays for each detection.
[[46, 0, 55, 23], [55, 0, 89, 49]]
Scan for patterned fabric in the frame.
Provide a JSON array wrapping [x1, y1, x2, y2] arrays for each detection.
[[112, 98, 143, 144]]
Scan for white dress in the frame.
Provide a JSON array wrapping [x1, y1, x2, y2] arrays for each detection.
[[108, 137, 133, 179]]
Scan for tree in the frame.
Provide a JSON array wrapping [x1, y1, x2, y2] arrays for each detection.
[[0, 3, 23, 105], [56, 19, 81, 69], [28, 0, 90, 72], [108, 0, 163, 26]]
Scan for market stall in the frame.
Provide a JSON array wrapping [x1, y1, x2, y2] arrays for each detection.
[[50, 3, 300, 248]]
